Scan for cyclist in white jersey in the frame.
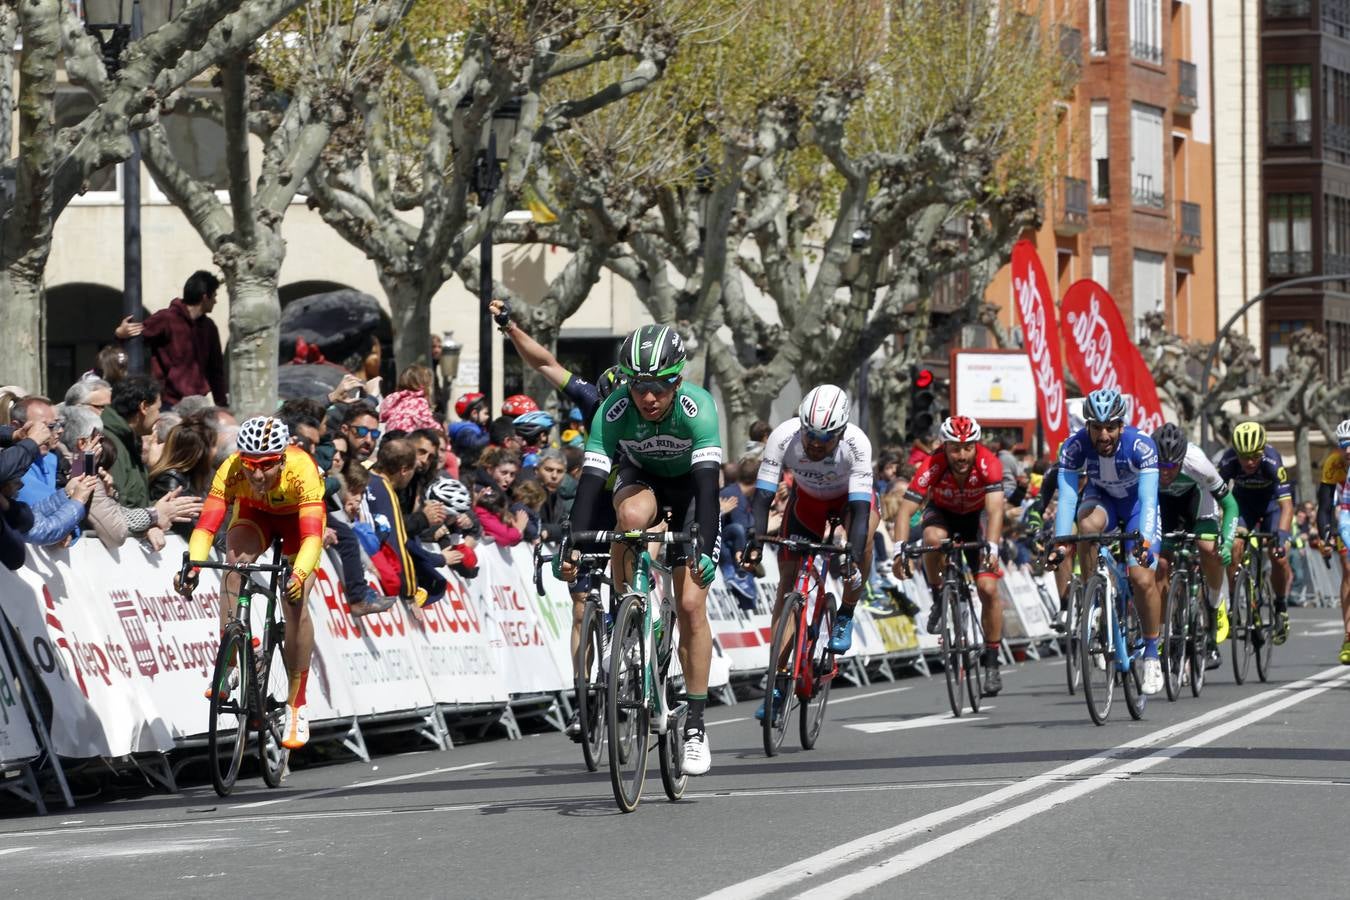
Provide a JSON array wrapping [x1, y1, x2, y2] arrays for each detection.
[[743, 386, 877, 719]]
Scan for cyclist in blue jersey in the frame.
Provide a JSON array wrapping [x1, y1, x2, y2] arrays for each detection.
[[1052, 388, 1165, 695], [1214, 421, 1294, 645]]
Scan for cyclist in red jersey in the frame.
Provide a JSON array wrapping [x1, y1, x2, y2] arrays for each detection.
[[891, 415, 1008, 694]]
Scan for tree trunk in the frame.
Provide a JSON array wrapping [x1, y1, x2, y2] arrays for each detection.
[[0, 269, 44, 390], [225, 275, 281, 417], [1294, 422, 1315, 506], [384, 275, 432, 376]]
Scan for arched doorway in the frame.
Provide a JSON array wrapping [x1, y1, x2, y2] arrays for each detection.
[[45, 283, 124, 399]]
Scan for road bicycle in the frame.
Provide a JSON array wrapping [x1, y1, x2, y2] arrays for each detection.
[[1160, 531, 1211, 701], [536, 535, 614, 773], [1053, 531, 1147, 725], [1036, 526, 1083, 696], [757, 528, 846, 757], [181, 546, 291, 797], [904, 539, 989, 717], [1230, 530, 1277, 684], [567, 525, 697, 813]]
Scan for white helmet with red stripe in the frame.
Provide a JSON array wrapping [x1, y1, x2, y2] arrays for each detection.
[[939, 415, 981, 444], [798, 384, 850, 436]]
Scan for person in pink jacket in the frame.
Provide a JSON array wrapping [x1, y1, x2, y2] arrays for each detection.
[[472, 483, 524, 547]]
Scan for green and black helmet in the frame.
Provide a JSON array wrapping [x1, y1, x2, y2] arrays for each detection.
[[618, 325, 686, 380]]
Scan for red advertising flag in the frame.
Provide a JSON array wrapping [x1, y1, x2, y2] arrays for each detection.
[[1010, 240, 1069, 452], [1061, 279, 1162, 433]]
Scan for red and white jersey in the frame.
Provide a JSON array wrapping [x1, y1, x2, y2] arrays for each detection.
[[756, 419, 874, 503], [907, 444, 1004, 515]]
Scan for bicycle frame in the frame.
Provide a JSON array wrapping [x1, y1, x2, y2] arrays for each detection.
[[1057, 531, 1144, 674], [762, 533, 847, 698]]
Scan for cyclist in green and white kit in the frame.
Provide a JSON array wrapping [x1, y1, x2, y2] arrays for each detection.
[[560, 325, 723, 775], [1153, 423, 1239, 663]]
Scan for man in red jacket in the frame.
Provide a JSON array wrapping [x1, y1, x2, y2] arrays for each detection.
[[114, 271, 227, 408]]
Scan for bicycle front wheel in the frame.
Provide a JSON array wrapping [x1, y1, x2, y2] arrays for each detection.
[[764, 593, 802, 757], [1161, 573, 1186, 702], [1188, 594, 1208, 698], [799, 593, 838, 750], [658, 682, 687, 802], [607, 594, 649, 812], [1254, 568, 1275, 682], [208, 624, 251, 797], [964, 594, 985, 714], [940, 583, 966, 717], [256, 615, 289, 789], [1121, 598, 1147, 721], [1080, 575, 1114, 725], [576, 601, 606, 772], [1230, 576, 1252, 685], [1065, 580, 1082, 695]]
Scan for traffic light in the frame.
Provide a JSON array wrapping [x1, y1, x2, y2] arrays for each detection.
[[908, 366, 939, 440]]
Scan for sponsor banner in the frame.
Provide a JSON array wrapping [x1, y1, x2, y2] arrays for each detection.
[[1010, 240, 1070, 452], [477, 545, 568, 695], [0, 633, 40, 764], [404, 572, 508, 705], [1061, 279, 1164, 433], [953, 351, 1038, 422]]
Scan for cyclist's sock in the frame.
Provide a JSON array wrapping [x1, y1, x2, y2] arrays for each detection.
[[1143, 637, 1160, 659], [985, 640, 1002, 666], [686, 693, 707, 730], [288, 669, 309, 707], [1274, 594, 1289, 614]]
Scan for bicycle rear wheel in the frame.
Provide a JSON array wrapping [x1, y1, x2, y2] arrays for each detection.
[[799, 593, 838, 750], [1080, 575, 1114, 725], [1161, 573, 1186, 702], [576, 602, 606, 772], [1230, 576, 1252, 685], [1064, 580, 1082, 695], [1188, 594, 1208, 698], [940, 583, 966, 717], [1121, 599, 1147, 721], [964, 594, 985, 714], [256, 615, 288, 788], [1254, 569, 1275, 682], [607, 594, 649, 813], [208, 624, 251, 797], [763, 593, 802, 757]]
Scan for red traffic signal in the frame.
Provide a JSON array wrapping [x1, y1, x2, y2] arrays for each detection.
[[913, 368, 934, 389]]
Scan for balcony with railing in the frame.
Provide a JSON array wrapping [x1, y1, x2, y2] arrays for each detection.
[[1176, 60, 1198, 115], [1130, 40, 1162, 66], [1058, 25, 1082, 75], [1132, 173, 1165, 210], [1267, 250, 1314, 276], [1055, 177, 1089, 236], [1264, 0, 1310, 17], [1326, 0, 1350, 37], [1267, 119, 1313, 145], [1175, 201, 1202, 255]]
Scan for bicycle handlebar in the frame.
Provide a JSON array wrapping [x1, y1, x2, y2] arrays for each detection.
[[904, 539, 988, 558], [760, 535, 850, 557], [1050, 530, 1142, 546], [180, 550, 290, 577]]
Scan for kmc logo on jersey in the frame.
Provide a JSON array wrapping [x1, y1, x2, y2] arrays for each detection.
[[605, 397, 630, 423], [680, 394, 699, 418], [619, 435, 693, 458]]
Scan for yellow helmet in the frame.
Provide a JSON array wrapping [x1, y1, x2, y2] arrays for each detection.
[[1232, 421, 1266, 456]]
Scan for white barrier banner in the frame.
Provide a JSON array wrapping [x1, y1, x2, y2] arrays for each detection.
[[0, 634, 40, 764], [405, 572, 508, 705], [478, 544, 568, 695]]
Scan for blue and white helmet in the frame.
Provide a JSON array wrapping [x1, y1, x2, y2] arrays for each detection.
[[1084, 388, 1128, 425]]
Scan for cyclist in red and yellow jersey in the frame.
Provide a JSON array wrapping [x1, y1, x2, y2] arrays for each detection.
[[175, 415, 326, 749]]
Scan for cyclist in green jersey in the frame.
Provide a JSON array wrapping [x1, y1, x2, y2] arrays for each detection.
[[559, 325, 723, 775]]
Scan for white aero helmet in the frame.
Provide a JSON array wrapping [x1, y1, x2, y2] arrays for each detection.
[[1337, 419, 1350, 445], [237, 416, 290, 456], [798, 384, 850, 436], [426, 477, 473, 515]]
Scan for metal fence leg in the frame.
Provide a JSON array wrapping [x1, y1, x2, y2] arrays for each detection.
[[340, 715, 370, 763], [414, 706, 450, 751], [712, 683, 737, 706], [499, 705, 522, 741], [0, 763, 47, 815], [1, 616, 73, 809], [131, 752, 178, 793]]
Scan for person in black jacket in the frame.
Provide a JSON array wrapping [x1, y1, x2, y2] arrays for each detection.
[[0, 422, 46, 569]]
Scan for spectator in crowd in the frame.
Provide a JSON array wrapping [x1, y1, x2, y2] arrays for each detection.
[[113, 270, 227, 407], [0, 389, 22, 425], [908, 430, 937, 470], [424, 477, 480, 579], [174, 396, 239, 466], [719, 455, 759, 603], [1290, 506, 1313, 605], [143, 411, 181, 470], [382, 372, 440, 440], [429, 334, 453, 421], [488, 415, 525, 453], [370, 437, 449, 607], [563, 445, 585, 482], [473, 482, 525, 547], [744, 419, 772, 457], [394, 427, 447, 539], [92, 344, 129, 385], [11, 396, 93, 547], [478, 447, 522, 494], [874, 449, 901, 497], [514, 411, 555, 471], [63, 405, 201, 550], [396, 364, 435, 404], [535, 448, 574, 537], [512, 479, 547, 543], [990, 434, 1028, 504], [448, 392, 491, 468], [560, 407, 587, 448], [340, 404, 381, 468], [415, 425, 459, 481], [102, 375, 162, 509], [147, 417, 216, 539], [342, 334, 384, 404], [64, 375, 112, 413], [0, 419, 48, 565]]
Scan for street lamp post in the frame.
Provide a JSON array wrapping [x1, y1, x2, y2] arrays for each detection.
[[1199, 272, 1350, 450], [465, 99, 521, 412], [83, 0, 149, 374]]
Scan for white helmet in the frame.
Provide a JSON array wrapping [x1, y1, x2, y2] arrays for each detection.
[[426, 477, 472, 515], [236, 416, 289, 456], [1337, 420, 1350, 445], [798, 385, 850, 436]]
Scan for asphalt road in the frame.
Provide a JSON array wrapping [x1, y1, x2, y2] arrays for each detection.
[[3, 608, 1348, 899]]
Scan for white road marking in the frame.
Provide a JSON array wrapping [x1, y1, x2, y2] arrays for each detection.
[[699, 664, 1349, 900], [827, 686, 913, 704], [231, 760, 495, 810], [706, 717, 750, 727], [796, 668, 1350, 899], [0, 848, 31, 857], [844, 709, 993, 734]]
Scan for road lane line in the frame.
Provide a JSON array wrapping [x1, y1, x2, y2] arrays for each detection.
[[844, 708, 993, 733], [700, 664, 1348, 900], [797, 668, 1350, 898], [232, 760, 495, 810]]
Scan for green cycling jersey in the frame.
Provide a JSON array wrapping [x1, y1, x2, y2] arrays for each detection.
[[583, 382, 723, 478]]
